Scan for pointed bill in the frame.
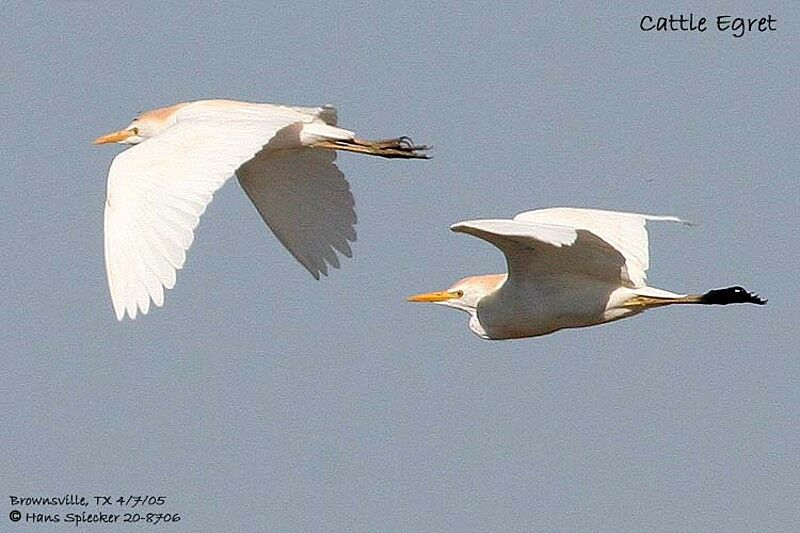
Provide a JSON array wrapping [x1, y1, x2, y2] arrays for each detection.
[[93, 129, 135, 145], [407, 290, 461, 303]]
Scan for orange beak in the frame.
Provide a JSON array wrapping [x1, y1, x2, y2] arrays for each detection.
[[93, 129, 135, 145], [407, 290, 460, 303]]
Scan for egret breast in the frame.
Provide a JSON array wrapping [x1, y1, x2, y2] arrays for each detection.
[[477, 276, 621, 339]]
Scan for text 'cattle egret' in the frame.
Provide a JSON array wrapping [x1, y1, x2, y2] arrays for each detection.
[[94, 99, 428, 320], [408, 207, 765, 340]]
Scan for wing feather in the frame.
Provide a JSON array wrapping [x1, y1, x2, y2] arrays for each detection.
[[236, 128, 357, 280], [451, 208, 683, 288], [104, 111, 307, 320], [450, 219, 612, 285], [512, 207, 684, 287]]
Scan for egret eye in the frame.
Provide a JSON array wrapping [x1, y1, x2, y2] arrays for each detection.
[[130, 127, 139, 135], [454, 290, 464, 297]]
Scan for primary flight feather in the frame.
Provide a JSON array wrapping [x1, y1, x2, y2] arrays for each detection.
[[94, 99, 428, 320]]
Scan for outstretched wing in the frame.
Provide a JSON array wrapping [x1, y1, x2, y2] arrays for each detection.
[[236, 125, 357, 279], [104, 111, 305, 320], [451, 208, 683, 287], [451, 218, 629, 285], [512, 207, 683, 287]]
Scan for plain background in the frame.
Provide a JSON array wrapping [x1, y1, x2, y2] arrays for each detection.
[[2, 2, 797, 531]]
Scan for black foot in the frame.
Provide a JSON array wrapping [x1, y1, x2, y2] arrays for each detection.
[[375, 136, 430, 159], [352, 136, 430, 159], [700, 286, 767, 305]]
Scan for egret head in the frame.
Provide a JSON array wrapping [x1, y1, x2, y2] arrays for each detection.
[[93, 104, 184, 145], [407, 274, 505, 313]]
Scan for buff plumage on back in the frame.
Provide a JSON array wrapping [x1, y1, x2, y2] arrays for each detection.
[[103, 102, 353, 320]]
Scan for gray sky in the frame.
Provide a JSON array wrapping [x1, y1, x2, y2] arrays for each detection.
[[2, 2, 798, 531]]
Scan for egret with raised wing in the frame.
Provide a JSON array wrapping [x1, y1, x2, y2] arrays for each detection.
[[94, 99, 428, 320], [408, 207, 765, 340]]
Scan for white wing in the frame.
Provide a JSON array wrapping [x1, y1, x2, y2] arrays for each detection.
[[237, 125, 356, 279], [104, 107, 345, 320], [452, 208, 683, 287], [451, 218, 626, 285], [512, 207, 683, 287]]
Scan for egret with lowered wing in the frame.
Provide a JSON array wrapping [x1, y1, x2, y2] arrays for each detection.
[[95, 99, 428, 320], [408, 207, 765, 340]]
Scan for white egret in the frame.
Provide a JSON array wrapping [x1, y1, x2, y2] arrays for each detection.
[[408, 207, 765, 340], [94, 99, 428, 320]]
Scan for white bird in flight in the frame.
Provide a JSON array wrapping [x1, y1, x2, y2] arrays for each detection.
[[408, 207, 765, 340], [94, 99, 428, 320]]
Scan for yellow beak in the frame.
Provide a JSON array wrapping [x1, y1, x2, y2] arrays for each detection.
[[93, 129, 135, 145], [407, 290, 460, 303]]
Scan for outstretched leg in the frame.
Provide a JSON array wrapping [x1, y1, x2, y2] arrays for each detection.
[[623, 286, 767, 309], [313, 136, 430, 159]]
